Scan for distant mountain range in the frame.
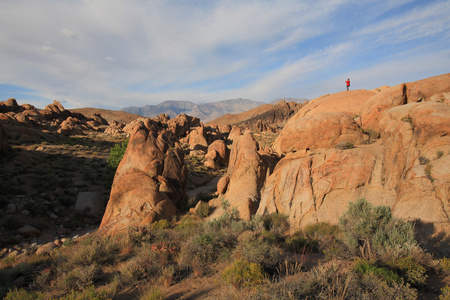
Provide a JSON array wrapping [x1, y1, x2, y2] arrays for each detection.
[[121, 99, 267, 123]]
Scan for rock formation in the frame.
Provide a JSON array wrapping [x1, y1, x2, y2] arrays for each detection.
[[257, 73, 450, 237], [209, 131, 276, 220], [99, 122, 187, 236]]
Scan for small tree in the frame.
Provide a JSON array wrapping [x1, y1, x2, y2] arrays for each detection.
[[108, 139, 129, 169]]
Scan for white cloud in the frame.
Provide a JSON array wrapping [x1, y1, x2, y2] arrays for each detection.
[[60, 28, 78, 39], [0, 0, 448, 109]]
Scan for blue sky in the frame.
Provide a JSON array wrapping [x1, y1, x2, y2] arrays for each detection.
[[0, 0, 449, 110]]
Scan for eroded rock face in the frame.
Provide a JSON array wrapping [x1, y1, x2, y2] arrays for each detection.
[[258, 74, 450, 236], [204, 139, 230, 169], [273, 112, 368, 154], [209, 132, 275, 220], [257, 148, 377, 229], [99, 123, 187, 236]]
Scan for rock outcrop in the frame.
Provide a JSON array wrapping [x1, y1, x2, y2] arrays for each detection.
[[209, 131, 276, 220], [257, 73, 450, 237], [99, 122, 187, 236], [273, 112, 368, 154]]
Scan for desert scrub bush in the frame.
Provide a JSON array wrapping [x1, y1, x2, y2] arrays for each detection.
[[284, 232, 319, 253], [387, 256, 427, 287], [3, 287, 44, 300], [439, 257, 450, 275], [68, 237, 110, 265], [262, 212, 289, 236], [150, 219, 171, 230], [118, 258, 147, 284], [440, 286, 450, 300], [354, 259, 400, 285], [195, 201, 210, 218], [140, 286, 166, 300], [277, 260, 417, 300], [205, 206, 240, 232], [339, 198, 420, 261], [222, 260, 267, 288], [232, 230, 285, 271], [55, 263, 98, 292], [335, 141, 354, 150], [179, 231, 235, 275], [302, 222, 340, 251], [175, 215, 202, 237], [58, 285, 111, 300]]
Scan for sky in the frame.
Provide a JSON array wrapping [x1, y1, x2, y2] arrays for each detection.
[[0, 0, 449, 110]]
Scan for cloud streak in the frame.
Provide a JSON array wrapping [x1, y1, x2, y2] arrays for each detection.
[[0, 0, 449, 109]]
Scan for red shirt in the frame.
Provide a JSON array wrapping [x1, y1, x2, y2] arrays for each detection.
[[345, 79, 350, 86]]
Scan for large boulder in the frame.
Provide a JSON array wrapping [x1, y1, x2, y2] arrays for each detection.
[[0, 98, 20, 113], [75, 192, 104, 217], [99, 123, 187, 236], [257, 148, 378, 229], [205, 139, 230, 168], [209, 132, 275, 220], [360, 73, 450, 132], [188, 126, 208, 151], [273, 112, 368, 154], [296, 90, 375, 118], [258, 92, 450, 236]]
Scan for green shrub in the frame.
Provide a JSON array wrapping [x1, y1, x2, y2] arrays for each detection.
[[175, 215, 202, 237], [262, 213, 289, 236], [440, 286, 450, 300], [335, 141, 354, 150], [58, 285, 110, 300], [119, 259, 147, 284], [179, 231, 235, 274], [150, 219, 171, 230], [140, 287, 166, 300], [388, 256, 427, 287], [56, 264, 98, 291], [107, 139, 128, 169], [339, 198, 419, 261], [419, 156, 430, 165], [233, 230, 285, 271], [284, 233, 319, 253], [439, 257, 450, 275], [355, 259, 400, 285], [4, 288, 43, 300], [437, 151, 444, 159], [222, 260, 267, 288], [277, 260, 417, 300], [195, 201, 210, 218]]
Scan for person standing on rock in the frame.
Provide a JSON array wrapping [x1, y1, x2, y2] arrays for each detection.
[[345, 78, 350, 91]]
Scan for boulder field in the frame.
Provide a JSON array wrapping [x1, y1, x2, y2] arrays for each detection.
[[259, 73, 450, 236], [97, 73, 450, 246]]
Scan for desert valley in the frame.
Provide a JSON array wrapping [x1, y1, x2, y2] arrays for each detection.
[[0, 73, 450, 299]]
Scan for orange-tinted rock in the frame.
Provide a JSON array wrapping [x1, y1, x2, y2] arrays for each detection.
[[296, 90, 375, 118], [188, 126, 208, 151], [360, 73, 450, 132], [0, 98, 20, 113], [217, 175, 230, 194], [99, 125, 187, 236], [209, 132, 271, 220], [228, 125, 242, 141], [257, 148, 378, 229], [205, 140, 230, 166], [273, 112, 367, 154]]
